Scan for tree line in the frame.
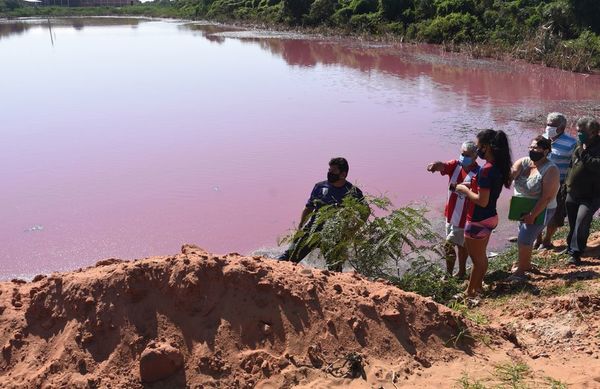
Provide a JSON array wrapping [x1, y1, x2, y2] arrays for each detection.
[[2, 0, 599, 71]]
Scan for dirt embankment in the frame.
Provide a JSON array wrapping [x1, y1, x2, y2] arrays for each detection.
[[0, 244, 505, 388], [3, 238, 600, 388]]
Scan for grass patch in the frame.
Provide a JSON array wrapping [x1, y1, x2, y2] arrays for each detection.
[[456, 372, 487, 389], [456, 368, 569, 389], [542, 280, 588, 296], [448, 300, 489, 325], [446, 317, 475, 348], [392, 260, 463, 305], [485, 244, 518, 283], [494, 361, 531, 388], [545, 377, 568, 389]]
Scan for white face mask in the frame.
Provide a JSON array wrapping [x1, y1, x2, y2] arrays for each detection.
[[545, 126, 558, 139]]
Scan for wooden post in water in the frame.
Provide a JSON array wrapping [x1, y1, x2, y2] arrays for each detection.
[[47, 17, 54, 47]]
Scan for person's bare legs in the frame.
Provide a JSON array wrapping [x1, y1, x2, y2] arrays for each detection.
[[513, 243, 533, 276], [444, 241, 457, 276], [457, 245, 468, 279], [464, 236, 489, 296]]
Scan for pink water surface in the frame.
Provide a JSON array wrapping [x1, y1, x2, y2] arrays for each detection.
[[1, 18, 600, 279]]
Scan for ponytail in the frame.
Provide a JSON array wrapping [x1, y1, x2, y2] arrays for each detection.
[[477, 129, 513, 188]]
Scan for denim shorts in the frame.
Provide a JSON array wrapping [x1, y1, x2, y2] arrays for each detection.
[[517, 208, 556, 246]]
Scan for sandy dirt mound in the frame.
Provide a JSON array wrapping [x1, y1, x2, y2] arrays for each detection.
[[0, 244, 496, 388]]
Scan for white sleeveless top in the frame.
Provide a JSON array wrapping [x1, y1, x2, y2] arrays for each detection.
[[513, 158, 558, 209]]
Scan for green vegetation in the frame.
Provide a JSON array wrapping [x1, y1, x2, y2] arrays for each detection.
[[542, 280, 587, 296], [0, 4, 183, 17], [494, 361, 531, 388], [457, 362, 569, 389], [281, 194, 441, 279], [2, 0, 599, 72], [393, 259, 463, 304], [545, 377, 568, 389], [448, 300, 489, 325], [281, 194, 477, 304], [456, 372, 487, 389], [446, 317, 476, 347]]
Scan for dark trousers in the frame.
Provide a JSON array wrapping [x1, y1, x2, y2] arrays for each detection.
[[565, 194, 600, 258], [278, 219, 343, 272]]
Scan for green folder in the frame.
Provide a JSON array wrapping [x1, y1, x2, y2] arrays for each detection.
[[508, 196, 546, 225]]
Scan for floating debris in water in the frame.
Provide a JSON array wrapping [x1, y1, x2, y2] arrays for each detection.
[[24, 225, 44, 233]]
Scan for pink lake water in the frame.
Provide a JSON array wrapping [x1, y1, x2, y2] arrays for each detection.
[[1, 18, 600, 279]]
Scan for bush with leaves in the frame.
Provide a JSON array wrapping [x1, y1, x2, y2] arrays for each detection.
[[379, 0, 411, 21], [348, 0, 378, 14], [282, 194, 441, 279], [389, 258, 464, 304], [282, 0, 311, 21], [306, 0, 337, 25], [418, 12, 482, 43]]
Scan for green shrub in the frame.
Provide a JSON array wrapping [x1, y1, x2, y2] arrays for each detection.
[[543, 0, 577, 38], [418, 12, 482, 43], [391, 259, 463, 304], [414, 0, 436, 20], [434, 0, 476, 16], [1, 0, 22, 11], [563, 29, 600, 70], [349, 12, 381, 32], [282, 195, 441, 279], [282, 0, 312, 21], [382, 21, 405, 35], [349, 0, 378, 15], [331, 6, 354, 25], [207, 0, 246, 17], [379, 0, 411, 20], [306, 0, 337, 25], [569, 0, 600, 34]]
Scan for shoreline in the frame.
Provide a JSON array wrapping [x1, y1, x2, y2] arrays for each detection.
[[1, 8, 599, 74]]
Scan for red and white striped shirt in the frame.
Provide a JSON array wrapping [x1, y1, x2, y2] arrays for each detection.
[[442, 160, 479, 228]]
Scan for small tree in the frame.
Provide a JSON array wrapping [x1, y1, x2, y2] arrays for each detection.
[[281, 194, 441, 279], [282, 0, 312, 22]]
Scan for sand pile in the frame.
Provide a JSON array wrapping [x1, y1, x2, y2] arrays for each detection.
[[0, 244, 494, 388]]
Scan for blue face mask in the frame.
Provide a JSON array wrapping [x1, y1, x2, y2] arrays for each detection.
[[459, 155, 473, 167], [578, 131, 588, 144]]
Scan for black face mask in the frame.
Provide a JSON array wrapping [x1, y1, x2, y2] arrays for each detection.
[[327, 172, 341, 183], [477, 147, 486, 159], [529, 150, 545, 162]]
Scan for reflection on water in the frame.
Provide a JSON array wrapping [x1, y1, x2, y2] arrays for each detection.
[[0, 17, 141, 40], [0, 22, 31, 39], [2, 18, 600, 280], [183, 24, 600, 105], [179, 22, 600, 126]]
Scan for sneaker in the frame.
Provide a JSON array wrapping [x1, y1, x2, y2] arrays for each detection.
[[567, 256, 581, 266], [508, 236, 518, 243], [536, 243, 555, 251]]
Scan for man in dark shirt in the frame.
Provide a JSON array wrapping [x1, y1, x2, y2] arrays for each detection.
[[565, 116, 600, 265], [278, 157, 364, 270]]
